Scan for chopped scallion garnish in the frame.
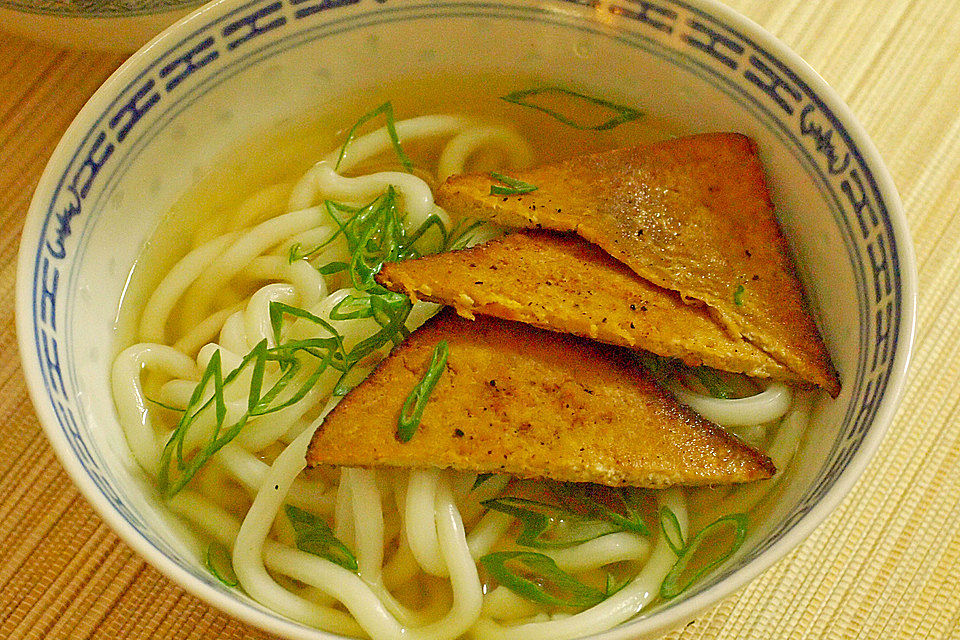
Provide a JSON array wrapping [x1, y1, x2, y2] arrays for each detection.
[[551, 483, 651, 536], [205, 542, 239, 587], [489, 172, 538, 196], [734, 284, 746, 306], [472, 473, 495, 491], [658, 505, 685, 556], [335, 101, 413, 172], [285, 504, 359, 572], [636, 351, 681, 384], [501, 86, 643, 130], [397, 340, 448, 442], [690, 367, 733, 399], [480, 551, 615, 608], [482, 496, 619, 548], [659, 512, 748, 600]]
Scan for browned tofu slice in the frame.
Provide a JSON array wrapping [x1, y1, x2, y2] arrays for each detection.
[[436, 133, 840, 397], [307, 309, 775, 488], [378, 230, 798, 382]]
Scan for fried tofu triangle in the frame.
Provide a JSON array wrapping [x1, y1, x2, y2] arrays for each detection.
[[377, 230, 797, 382], [436, 133, 840, 397], [307, 309, 775, 488]]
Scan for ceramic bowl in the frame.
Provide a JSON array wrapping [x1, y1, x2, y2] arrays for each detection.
[[16, 0, 916, 638]]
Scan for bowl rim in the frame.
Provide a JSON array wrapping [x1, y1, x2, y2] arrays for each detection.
[[15, 0, 917, 638]]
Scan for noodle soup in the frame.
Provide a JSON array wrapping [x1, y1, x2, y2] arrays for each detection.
[[112, 79, 812, 640]]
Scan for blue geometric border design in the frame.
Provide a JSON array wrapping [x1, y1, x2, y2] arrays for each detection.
[[25, 0, 907, 630]]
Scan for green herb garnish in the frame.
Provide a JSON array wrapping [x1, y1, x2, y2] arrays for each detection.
[[501, 86, 643, 130], [489, 172, 538, 196], [335, 101, 413, 172], [658, 505, 685, 556], [733, 284, 745, 306], [480, 551, 616, 608], [285, 505, 358, 572], [445, 217, 490, 251], [482, 496, 619, 548], [690, 367, 733, 399], [636, 352, 682, 384], [659, 511, 748, 600], [205, 542, 239, 587], [472, 473, 495, 491], [551, 483, 651, 536], [397, 340, 448, 442], [145, 396, 185, 413]]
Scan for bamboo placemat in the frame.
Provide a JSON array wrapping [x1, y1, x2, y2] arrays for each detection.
[[1, 1, 959, 638]]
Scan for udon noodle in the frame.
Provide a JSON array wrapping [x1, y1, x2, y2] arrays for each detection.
[[112, 105, 809, 640]]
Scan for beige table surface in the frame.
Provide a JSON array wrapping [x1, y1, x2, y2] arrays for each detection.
[[1, 1, 959, 638]]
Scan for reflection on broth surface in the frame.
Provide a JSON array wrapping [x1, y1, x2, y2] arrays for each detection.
[[112, 76, 810, 640]]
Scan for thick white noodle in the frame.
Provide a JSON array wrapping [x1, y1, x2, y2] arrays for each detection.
[[669, 381, 793, 427], [347, 468, 438, 628], [335, 469, 356, 548], [309, 161, 438, 230], [138, 233, 237, 343], [182, 205, 326, 330], [466, 510, 514, 559], [289, 115, 471, 210], [217, 443, 334, 514], [265, 473, 483, 640], [173, 304, 242, 356], [480, 587, 542, 621], [231, 428, 363, 634], [699, 391, 813, 524], [218, 311, 250, 357], [405, 468, 448, 576], [111, 344, 198, 476], [239, 258, 327, 313], [437, 124, 533, 181], [242, 283, 299, 348], [469, 489, 687, 640], [347, 468, 386, 578], [542, 532, 651, 573]]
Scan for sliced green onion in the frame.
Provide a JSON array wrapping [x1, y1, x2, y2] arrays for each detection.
[[472, 473, 495, 491], [205, 542, 239, 587], [501, 86, 643, 131], [691, 367, 733, 399], [660, 513, 748, 600], [658, 505, 685, 556], [551, 483, 651, 536], [489, 172, 538, 196], [480, 551, 609, 608], [445, 218, 490, 251], [482, 496, 618, 548], [285, 505, 359, 572], [318, 261, 349, 275], [734, 284, 746, 306], [397, 340, 448, 442], [636, 351, 681, 384], [335, 101, 413, 172], [330, 294, 375, 321], [145, 396, 184, 413]]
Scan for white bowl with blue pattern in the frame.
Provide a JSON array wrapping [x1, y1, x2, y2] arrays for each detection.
[[16, 0, 916, 638]]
